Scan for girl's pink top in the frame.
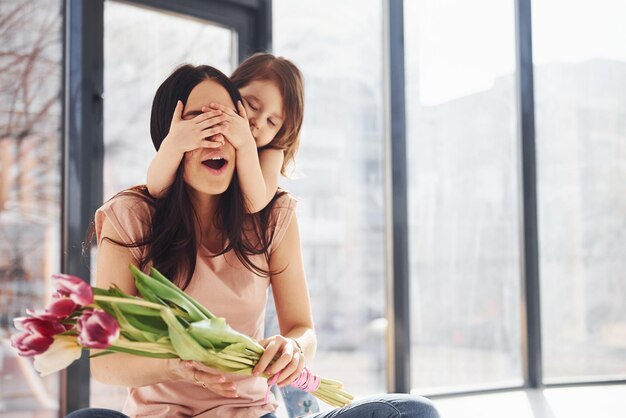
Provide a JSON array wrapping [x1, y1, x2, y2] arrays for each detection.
[[95, 189, 297, 418]]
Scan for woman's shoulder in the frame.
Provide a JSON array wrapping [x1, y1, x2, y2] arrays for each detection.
[[97, 186, 154, 217], [95, 186, 154, 252], [266, 189, 298, 253], [272, 188, 298, 211]]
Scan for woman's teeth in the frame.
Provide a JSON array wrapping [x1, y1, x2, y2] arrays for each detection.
[[202, 157, 226, 170]]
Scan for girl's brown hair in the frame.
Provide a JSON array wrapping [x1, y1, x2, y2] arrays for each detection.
[[231, 53, 304, 176]]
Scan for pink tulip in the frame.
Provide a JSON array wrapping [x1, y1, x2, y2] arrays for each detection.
[[46, 297, 79, 319], [52, 274, 93, 306], [26, 309, 59, 321], [77, 310, 119, 349], [14, 317, 65, 337], [10, 331, 54, 356]]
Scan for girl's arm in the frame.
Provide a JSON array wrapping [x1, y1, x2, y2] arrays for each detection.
[[91, 218, 237, 396], [146, 139, 184, 198], [147, 101, 227, 198], [252, 212, 317, 386], [236, 146, 284, 213], [207, 102, 283, 213]]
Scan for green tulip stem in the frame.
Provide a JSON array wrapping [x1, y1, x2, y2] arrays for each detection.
[[94, 295, 164, 311]]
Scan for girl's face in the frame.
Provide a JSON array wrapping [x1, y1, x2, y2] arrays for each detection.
[[240, 80, 284, 148], [182, 79, 237, 196]]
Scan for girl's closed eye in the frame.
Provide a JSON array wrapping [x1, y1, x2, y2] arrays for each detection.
[[268, 118, 276, 127], [245, 99, 259, 112]]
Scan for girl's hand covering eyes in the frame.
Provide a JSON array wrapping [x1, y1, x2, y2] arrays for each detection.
[[206, 102, 257, 151], [162, 100, 228, 155]]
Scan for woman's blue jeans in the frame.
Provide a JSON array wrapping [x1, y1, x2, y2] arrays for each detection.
[[65, 410, 127, 418], [263, 394, 439, 417], [66, 394, 439, 418]]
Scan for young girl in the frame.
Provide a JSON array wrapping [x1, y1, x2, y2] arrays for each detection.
[[146, 53, 303, 213]]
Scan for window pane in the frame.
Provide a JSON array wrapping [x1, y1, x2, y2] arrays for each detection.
[[405, 0, 523, 392], [96, 1, 237, 409], [274, 0, 387, 397], [533, 0, 626, 382], [0, 0, 63, 416], [103, 0, 236, 199]]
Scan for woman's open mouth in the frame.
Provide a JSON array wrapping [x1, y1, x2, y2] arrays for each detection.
[[201, 157, 228, 174]]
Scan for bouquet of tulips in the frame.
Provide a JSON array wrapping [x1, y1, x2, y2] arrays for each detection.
[[10, 265, 354, 408]]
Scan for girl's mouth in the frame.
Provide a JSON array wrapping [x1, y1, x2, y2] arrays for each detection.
[[201, 157, 227, 173]]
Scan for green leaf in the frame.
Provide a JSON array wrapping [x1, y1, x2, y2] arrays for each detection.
[[92, 287, 114, 297], [188, 318, 264, 354], [134, 275, 166, 306], [123, 314, 168, 340], [110, 303, 157, 342], [130, 265, 208, 322], [159, 307, 211, 362], [149, 267, 216, 320]]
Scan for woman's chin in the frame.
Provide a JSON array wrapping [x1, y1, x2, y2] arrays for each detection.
[[194, 183, 230, 197], [183, 178, 232, 198]]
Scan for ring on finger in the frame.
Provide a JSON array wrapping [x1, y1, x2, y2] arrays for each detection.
[[193, 370, 207, 389]]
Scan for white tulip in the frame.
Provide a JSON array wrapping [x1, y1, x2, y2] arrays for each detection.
[[33, 336, 82, 376]]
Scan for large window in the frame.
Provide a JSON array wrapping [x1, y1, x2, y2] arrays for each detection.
[[274, 0, 387, 397], [94, 0, 237, 409], [4, 2, 626, 415], [533, 0, 626, 382], [404, 0, 523, 392], [0, 0, 63, 416]]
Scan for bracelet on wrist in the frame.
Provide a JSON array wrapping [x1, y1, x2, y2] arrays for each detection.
[[289, 337, 305, 355]]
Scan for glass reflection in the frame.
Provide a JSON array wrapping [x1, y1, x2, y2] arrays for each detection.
[[274, 0, 387, 397], [0, 0, 63, 416], [533, 0, 626, 382], [405, 0, 523, 392]]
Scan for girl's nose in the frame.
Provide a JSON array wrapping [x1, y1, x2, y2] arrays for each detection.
[[250, 118, 262, 131]]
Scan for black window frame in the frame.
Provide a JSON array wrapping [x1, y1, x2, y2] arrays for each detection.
[[62, 0, 271, 414]]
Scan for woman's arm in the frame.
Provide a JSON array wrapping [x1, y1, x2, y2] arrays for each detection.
[[91, 217, 176, 386], [91, 218, 237, 396], [252, 212, 317, 386], [236, 147, 284, 213]]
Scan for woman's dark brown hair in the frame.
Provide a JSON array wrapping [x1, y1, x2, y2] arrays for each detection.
[[95, 64, 283, 289], [230, 53, 304, 176]]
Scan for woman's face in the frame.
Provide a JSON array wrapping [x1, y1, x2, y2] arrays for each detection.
[[240, 80, 284, 148], [182, 79, 237, 196]]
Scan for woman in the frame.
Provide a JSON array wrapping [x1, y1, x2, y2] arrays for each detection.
[[71, 64, 439, 418]]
